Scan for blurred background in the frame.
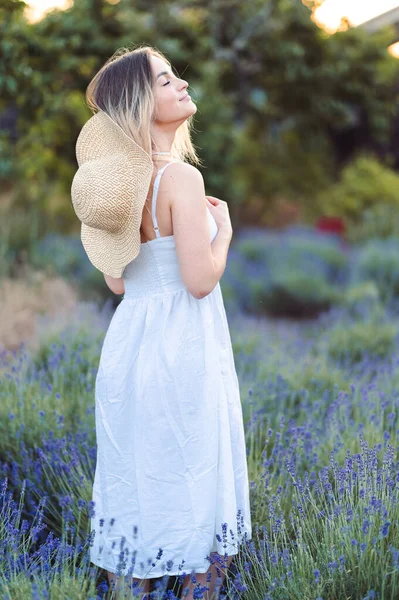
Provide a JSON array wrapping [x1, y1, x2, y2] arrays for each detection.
[[2, 0, 399, 351]]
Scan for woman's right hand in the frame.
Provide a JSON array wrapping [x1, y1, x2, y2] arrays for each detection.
[[205, 195, 233, 238]]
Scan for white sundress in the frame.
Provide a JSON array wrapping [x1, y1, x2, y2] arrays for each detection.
[[89, 161, 252, 579]]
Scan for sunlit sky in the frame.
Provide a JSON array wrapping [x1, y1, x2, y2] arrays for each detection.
[[24, 0, 72, 23], [25, 0, 399, 30], [313, 0, 399, 32]]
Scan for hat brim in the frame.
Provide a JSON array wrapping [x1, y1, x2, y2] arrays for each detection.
[[81, 212, 139, 279], [72, 111, 154, 278]]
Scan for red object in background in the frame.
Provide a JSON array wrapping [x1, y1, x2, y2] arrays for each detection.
[[315, 216, 346, 236], [315, 216, 348, 252]]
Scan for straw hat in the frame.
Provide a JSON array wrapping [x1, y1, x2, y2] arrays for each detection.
[[71, 110, 154, 278]]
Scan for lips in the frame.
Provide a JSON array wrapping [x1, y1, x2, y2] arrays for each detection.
[[180, 93, 190, 101]]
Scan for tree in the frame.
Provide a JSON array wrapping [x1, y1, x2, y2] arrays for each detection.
[[1, 0, 399, 234]]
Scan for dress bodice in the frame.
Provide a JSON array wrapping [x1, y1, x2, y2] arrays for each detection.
[[122, 162, 219, 299]]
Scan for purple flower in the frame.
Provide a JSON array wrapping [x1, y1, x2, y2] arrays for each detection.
[[381, 521, 390, 538], [156, 548, 163, 560], [88, 501, 95, 518]]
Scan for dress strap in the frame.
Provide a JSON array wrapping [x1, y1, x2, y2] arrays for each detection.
[[151, 161, 176, 238]]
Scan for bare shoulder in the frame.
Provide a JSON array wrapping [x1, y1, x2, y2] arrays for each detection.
[[164, 161, 202, 178], [161, 161, 204, 199]]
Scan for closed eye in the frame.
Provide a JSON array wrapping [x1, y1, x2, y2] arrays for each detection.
[[163, 81, 170, 86]]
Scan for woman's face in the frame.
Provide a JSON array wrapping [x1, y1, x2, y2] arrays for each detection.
[[150, 54, 197, 124]]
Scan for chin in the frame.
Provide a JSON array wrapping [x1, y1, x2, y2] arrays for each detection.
[[177, 106, 197, 123]]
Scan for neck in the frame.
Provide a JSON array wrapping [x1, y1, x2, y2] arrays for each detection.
[[151, 122, 179, 156]]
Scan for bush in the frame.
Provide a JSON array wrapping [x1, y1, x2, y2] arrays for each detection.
[[224, 227, 349, 317], [347, 203, 399, 244], [232, 124, 335, 226], [0, 201, 42, 277], [338, 280, 384, 322], [259, 270, 340, 317], [350, 237, 399, 303], [324, 320, 397, 367], [317, 154, 399, 242], [313, 298, 398, 369], [341, 281, 380, 307]]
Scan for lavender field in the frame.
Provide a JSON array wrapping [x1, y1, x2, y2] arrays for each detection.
[[1, 230, 399, 599]]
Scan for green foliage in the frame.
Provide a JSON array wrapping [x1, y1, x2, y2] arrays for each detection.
[[324, 320, 397, 366], [226, 228, 349, 317], [350, 237, 399, 303], [0, 320, 105, 448], [224, 230, 399, 318], [259, 270, 339, 317], [2, 0, 399, 238], [340, 281, 381, 317], [317, 154, 399, 238], [233, 123, 336, 223], [0, 203, 42, 271], [346, 203, 399, 244]]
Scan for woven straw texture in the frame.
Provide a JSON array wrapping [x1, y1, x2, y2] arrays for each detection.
[[71, 110, 154, 278]]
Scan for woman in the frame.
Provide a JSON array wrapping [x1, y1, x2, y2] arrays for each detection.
[[72, 45, 252, 600]]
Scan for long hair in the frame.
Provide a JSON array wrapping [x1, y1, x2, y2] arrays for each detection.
[[85, 44, 201, 167]]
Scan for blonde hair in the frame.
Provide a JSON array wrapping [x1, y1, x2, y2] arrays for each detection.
[[85, 44, 201, 167]]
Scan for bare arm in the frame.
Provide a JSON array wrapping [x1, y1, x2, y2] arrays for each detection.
[[207, 225, 232, 289], [103, 274, 125, 295], [165, 162, 231, 299]]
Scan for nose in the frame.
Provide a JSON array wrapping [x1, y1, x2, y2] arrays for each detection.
[[179, 78, 189, 91]]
